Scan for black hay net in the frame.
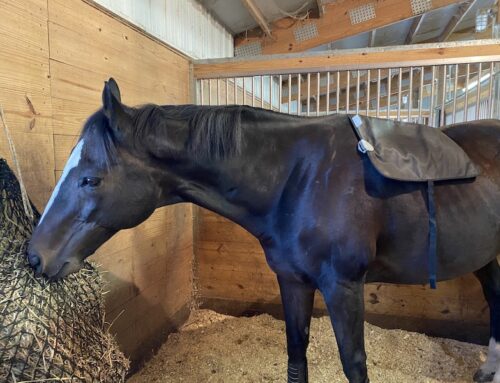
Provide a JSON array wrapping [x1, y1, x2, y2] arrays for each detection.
[[0, 159, 129, 382]]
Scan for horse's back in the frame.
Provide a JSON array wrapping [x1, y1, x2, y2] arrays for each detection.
[[442, 119, 500, 179]]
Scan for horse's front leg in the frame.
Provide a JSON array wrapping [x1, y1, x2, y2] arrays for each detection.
[[277, 275, 315, 383], [320, 275, 369, 383]]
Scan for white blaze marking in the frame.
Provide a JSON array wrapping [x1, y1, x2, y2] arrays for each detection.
[[479, 337, 500, 382], [39, 139, 84, 225]]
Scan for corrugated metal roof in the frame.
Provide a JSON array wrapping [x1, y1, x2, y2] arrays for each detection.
[[94, 0, 234, 59]]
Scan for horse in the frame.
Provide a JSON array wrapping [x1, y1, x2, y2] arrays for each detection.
[[28, 78, 500, 383]]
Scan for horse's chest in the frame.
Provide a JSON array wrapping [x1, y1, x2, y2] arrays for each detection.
[[261, 236, 327, 284]]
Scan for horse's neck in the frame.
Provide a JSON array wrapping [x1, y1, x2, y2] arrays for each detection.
[[151, 109, 342, 236], [173, 131, 285, 235]]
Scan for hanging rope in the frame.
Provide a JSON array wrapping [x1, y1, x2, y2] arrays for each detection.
[[0, 104, 35, 224]]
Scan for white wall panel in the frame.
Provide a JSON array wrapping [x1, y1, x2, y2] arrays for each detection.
[[94, 0, 233, 59]]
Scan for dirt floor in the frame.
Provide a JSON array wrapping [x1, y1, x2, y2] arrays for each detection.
[[127, 309, 488, 383]]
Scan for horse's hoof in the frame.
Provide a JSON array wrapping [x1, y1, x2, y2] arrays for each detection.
[[473, 369, 495, 383]]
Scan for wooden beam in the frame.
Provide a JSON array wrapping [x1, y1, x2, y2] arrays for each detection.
[[194, 40, 500, 79], [405, 14, 425, 44], [498, 4, 500, 24], [446, 25, 494, 41], [369, 29, 377, 47], [317, 0, 325, 17], [438, 0, 477, 42], [240, 0, 272, 38], [235, 0, 465, 54]]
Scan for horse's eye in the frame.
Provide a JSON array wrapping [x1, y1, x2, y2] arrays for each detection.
[[80, 177, 102, 188]]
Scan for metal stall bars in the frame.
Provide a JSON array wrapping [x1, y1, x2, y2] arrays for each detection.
[[195, 42, 500, 127]]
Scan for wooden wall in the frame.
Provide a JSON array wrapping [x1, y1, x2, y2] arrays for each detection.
[[196, 207, 490, 340], [0, 0, 193, 365]]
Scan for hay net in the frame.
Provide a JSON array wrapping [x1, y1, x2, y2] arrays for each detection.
[[0, 158, 129, 382]]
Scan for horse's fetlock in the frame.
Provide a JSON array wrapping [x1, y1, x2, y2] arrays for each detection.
[[287, 360, 308, 383]]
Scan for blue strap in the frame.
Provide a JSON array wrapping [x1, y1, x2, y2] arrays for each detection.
[[427, 180, 437, 289]]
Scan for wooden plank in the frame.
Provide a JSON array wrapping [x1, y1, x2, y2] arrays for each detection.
[[97, 236, 192, 314], [194, 40, 500, 78], [199, 220, 259, 244], [0, 0, 54, 211], [234, 0, 464, 54], [106, 273, 192, 360], [53, 134, 78, 171], [51, 97, 98, 136], [48, 0, 189, 100], [0, 131, 55, 211]]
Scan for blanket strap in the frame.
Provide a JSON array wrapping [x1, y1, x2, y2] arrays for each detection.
[[427, 180, 437, 289]]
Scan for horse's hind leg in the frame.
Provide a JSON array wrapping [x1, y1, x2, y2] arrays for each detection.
[[473, 259, 500, 383], [278, 276, 315, 383]]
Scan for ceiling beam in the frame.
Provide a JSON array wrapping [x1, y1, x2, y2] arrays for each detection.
[[369, 30, 377, 47], [195, 41, 500, 79], [317, 0, 325, 17], [405, 14, 425, 44], [438, 0, 477, 42], [445, 25, 493, 41], [235, 0, 465, 55], [240, 0, 272, 38]]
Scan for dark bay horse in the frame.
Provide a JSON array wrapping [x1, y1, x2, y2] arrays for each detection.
[[29, 79, 500, 383]]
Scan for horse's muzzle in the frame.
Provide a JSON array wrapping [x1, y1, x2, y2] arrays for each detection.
[[27, 251, 43, 276]]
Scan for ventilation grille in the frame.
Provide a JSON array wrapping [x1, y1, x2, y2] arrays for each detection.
[[349, 3, 376, 25], [410, 0, 432, 15], [293, 22, 319, 42], [235, 41, 262, 57]]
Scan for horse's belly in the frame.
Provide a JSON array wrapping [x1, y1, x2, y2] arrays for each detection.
[[368, 177, 500, 284]]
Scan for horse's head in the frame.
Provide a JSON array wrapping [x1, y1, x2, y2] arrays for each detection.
[[28, 79, 164, 279]]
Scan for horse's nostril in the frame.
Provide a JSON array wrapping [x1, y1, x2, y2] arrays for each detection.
[[27, 252, 42, 274]]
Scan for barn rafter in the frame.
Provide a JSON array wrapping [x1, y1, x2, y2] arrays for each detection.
[[438, 0, 478, 41], [235, 0, 467, 55], [405, 14, 426, 44], [240, 0, 273, 38], [316, 0, 325, 17]]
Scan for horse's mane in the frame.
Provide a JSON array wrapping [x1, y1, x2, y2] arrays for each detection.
[[81, 104, 251, 164], [187, 105, 243, 161], [134, 104, 244, 161]]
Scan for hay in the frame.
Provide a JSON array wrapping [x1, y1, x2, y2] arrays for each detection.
[[128, 309, 487, 383], [0, 159, 129, 382]]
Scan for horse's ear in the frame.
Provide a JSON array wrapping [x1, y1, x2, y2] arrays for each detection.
[[102, 78, 126, 130]]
